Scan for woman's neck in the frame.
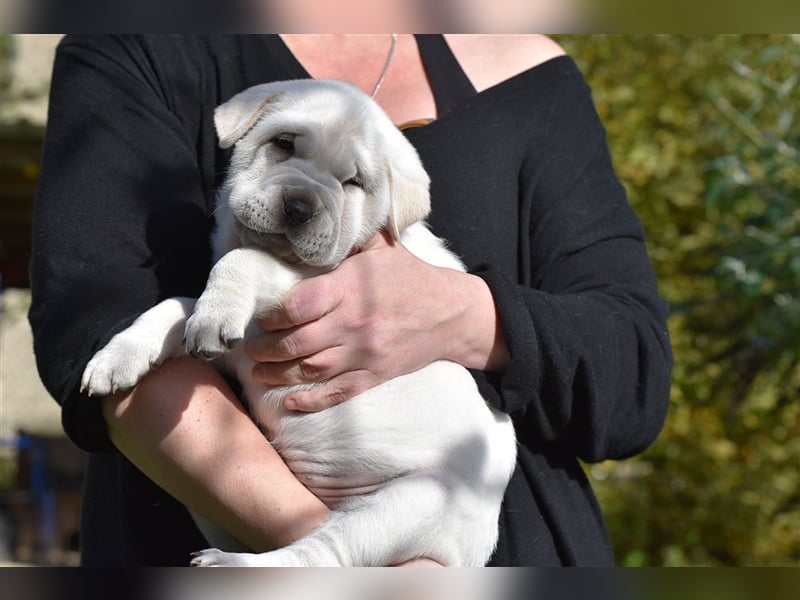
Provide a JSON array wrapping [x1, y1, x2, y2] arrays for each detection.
[[279, 34, 437, 125]]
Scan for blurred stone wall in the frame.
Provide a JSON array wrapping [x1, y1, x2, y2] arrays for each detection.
[[1, 289, 62, 438]]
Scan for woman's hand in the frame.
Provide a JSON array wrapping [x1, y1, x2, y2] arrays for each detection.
[[244, 230, 509, 412]]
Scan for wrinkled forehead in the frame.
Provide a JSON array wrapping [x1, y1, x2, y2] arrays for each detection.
[[251, 99, 382, 175]]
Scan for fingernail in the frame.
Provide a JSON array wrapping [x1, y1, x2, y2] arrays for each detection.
[[284, 397, 297, 410]]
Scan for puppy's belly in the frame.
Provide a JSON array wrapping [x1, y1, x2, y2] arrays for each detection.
[[287, 472, 384, 509], [238, 360, 509, 509]]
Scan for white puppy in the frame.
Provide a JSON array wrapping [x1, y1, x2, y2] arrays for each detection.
[[82, 79, 517, 567]]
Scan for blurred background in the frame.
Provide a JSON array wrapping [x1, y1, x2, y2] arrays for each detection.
[[0, 34, 798, 566]]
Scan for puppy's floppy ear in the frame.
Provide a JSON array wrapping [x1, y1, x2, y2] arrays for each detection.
[[214, 84, 283, 149], [383, 128, 431, 239]]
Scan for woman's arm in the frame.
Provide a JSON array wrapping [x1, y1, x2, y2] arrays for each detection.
[[473, 61, 673, 462], [101, 357, 329, 551]]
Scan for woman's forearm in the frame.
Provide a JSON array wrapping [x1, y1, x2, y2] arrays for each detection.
[[101, 356, 329, 551]]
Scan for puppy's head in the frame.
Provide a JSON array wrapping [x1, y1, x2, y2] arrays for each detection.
[[214, 79, 430, 267]]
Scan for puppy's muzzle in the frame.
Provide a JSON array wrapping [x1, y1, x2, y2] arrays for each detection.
[[283, 190, 320, 228]]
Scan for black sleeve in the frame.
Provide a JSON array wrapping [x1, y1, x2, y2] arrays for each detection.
[[472, 68, 673, 463], [28, 35, 215, 452]]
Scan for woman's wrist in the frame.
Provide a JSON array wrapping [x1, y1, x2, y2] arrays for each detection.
[[439, 269, 510, 374]]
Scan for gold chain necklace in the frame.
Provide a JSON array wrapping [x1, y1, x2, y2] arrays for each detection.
[[371, 34, 398, 99]]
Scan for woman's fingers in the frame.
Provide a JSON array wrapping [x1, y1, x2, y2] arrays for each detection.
[[281, 371, 379, 412], [251, 345, 349, 385], [258, 274, 340, 332]]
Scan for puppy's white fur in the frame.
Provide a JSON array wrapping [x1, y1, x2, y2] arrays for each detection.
[[82, 79, 516, 567]]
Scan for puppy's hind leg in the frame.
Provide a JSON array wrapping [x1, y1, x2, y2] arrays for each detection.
[[191, 473, 468, 567]]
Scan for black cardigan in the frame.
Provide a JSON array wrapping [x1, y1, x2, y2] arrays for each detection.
[[29, 35, 672, 566]]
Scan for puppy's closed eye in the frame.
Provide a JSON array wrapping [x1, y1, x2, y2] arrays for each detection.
[[343, 175, 363, 189], [271, 134, 296, 155]]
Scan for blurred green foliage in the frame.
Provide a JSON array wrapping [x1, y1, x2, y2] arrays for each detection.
[[0, 35, 15, 95], [554, 35, 800, 566]]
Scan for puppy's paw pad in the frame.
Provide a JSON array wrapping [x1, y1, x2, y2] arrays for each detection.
[[224, 336, 243, 350], [186, 346, 224, 361], [184, 309, 246, 359]]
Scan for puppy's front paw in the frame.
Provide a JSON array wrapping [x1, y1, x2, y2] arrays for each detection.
[[190, 548, 251, 567], [81, 332, 160, 397], [183, 297, 248, 360]]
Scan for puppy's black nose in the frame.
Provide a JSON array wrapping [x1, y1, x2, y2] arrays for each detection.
[[283, 194, 316, 227]]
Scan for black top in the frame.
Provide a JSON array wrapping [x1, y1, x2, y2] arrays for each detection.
[[29, 35, 672, 566], [414, 34, 477, 116]]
